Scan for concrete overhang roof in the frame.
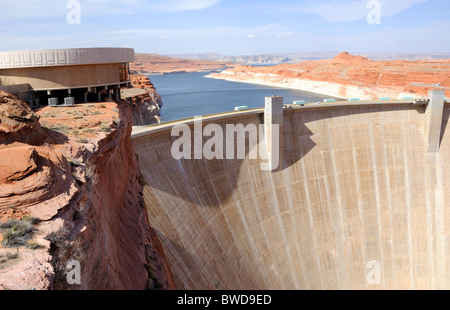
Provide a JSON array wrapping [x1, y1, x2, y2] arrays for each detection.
[[0, 47, 135, 69]]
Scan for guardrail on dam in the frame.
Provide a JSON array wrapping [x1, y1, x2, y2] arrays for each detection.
[[131, 91, 450, 289]]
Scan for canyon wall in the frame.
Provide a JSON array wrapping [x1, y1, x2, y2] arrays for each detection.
[[50, 99, 174, 289], [127, 75, 163, 126], [0, 90, 174, 290]]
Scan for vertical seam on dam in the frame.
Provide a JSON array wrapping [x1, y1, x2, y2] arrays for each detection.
[[425, 156, 434, 289], [300, 154, 325, 289], [435, 156, 444, 289], [383, 140, 396, 285], [403, 136, 415, 289], [331, 137, 348, 288], [369, 125, 386, 289]]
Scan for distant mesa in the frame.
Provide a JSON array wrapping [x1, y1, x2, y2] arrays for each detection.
[[332, 51, 370, 62], [130, 53, 233, 75], [206, 51, 450, 99]]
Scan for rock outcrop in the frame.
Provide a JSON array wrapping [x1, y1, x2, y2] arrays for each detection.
[[0, 90, 48, 146], [0, 91, 78, 222], [126, 75, 163, 126], [131, 74, 163, 107], [206, 52, 450, 99], [0, 91, 174, 290]]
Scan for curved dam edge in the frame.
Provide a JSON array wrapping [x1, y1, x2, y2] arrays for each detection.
[[132, 97, 450, 289], [131, 98, 425, 138]]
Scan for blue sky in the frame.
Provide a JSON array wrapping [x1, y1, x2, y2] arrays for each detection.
[[0, 0, 449, 55]]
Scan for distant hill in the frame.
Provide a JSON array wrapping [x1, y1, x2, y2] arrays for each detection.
[[206, 51, 450, 99], [130, 53, 233, 75], [131, 52, 450, 75], [166, 53, 299, 64], [166, 52, 450, 64]]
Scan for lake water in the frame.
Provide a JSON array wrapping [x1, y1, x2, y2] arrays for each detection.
[[147, 72, 335, 122]]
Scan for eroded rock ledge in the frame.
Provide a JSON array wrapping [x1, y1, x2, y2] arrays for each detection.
[[0, 91, 174, 290], [123, 74, 163, 126]]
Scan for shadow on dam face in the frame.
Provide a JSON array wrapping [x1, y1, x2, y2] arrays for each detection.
[[132, 103, 450, 290]]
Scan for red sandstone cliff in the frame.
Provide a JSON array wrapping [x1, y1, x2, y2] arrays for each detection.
[[0, 90, 174, 290], [126, 75, 163, 126], [207, 52, 450, 99]]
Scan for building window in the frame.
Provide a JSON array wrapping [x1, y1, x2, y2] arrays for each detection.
[[120, 63, 130, 82]]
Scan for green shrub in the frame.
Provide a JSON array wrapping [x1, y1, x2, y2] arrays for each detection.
[[0, 252, 18, 265], [27, 239, 40, 249], [44, 229, 71, 252], [20, 217, 40, 225], [5, 252, 17, 260], [65, 156, 82, 167], [99, 122, 111, 132], [1, 218, 36, 247], [49, 124, 70, 134]]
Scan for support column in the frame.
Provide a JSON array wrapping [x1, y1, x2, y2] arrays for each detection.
[[263, 96, 283, 171], [426, 90, 446, 153], [114, 86, 120, 102]]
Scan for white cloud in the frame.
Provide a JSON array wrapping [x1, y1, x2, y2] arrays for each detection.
[[2, 18, 448, 55], [0, 0, 222, 20], [103, 24, 292, 53], [290, 0, 429, 22], [106, 24, 286, 38], [277, 31, 294, 37], [148, 0, 223, 12]]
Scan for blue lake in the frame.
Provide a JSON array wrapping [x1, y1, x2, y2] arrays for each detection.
[[147, 71, 335, 122]]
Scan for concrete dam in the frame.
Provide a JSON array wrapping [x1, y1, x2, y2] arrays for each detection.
[[132, 91, 450, 289]]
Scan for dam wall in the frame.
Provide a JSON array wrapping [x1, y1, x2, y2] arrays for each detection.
[[132, 99, 450, 289]]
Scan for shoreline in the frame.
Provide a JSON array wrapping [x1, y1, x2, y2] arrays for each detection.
[[137, 67, 230, 76], [205, 72, 421, 100]]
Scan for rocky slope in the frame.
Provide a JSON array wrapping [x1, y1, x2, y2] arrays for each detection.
[[206, 52, 450, 99], [126, 75, 163, 126], [0, 90, 175, 289], [131, 53, 233, 75]]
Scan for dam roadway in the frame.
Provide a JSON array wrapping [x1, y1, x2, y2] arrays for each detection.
[[131, 94, 450, 289]]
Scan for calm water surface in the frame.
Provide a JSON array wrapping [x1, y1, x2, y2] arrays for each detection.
[[148, 72, 335, 122]]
